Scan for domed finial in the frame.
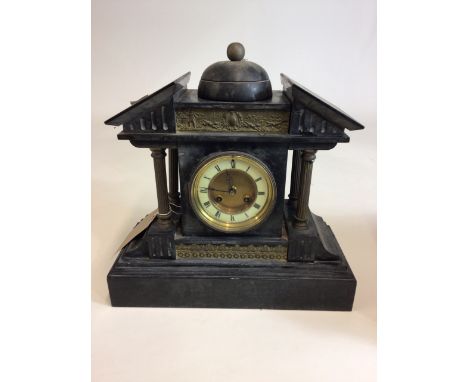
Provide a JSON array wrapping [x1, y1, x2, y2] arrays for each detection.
[[227, 42, 245, 61]]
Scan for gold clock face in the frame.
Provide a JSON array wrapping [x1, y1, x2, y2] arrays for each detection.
[[190, 152, 276, 233]]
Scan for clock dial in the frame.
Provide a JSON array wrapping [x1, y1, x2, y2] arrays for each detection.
[[190, 152, 276, 233]]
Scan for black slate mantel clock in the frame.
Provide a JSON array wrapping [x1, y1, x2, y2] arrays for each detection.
[[105, 43, 364, 311]]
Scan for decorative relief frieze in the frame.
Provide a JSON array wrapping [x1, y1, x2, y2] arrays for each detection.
[[176, 243, 287, 261], [176, 109, 289, 134]]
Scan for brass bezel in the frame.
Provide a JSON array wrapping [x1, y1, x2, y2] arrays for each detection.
[[190, 152, 277, 233]]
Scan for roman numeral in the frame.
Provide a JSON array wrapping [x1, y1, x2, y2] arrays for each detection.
[[215, 165, 221, 172], [203, 176, 211, 180], [231, 159, 236, 168], [203, 201, 211, 208], [255, 177, 262, 182], [245, 166, 250, 172], [253, 203, 261, 209], [215, 210, 221, 219], [200, 187, 208, 193], [230, 215, 235, 222], [258, 191, 265, 195], [244, 212, 249, 218]]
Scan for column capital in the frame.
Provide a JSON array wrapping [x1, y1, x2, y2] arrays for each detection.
[[151, 148, 167, 159], [302, 149, 317, 162]]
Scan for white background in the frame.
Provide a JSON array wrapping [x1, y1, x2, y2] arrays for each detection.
[[92, 0, 376, 381]]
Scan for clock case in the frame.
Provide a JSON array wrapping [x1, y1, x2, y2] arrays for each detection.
[[105, 54, 364, 310]]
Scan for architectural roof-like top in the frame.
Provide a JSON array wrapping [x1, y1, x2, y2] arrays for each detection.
[[105, 72, 190, 127], [104, 43, 363, 147], [281, 74, 364, 131]]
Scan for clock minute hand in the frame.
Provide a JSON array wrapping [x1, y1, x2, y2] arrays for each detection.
[[207, 187, 230, 193], [226, 170, 233, 189]]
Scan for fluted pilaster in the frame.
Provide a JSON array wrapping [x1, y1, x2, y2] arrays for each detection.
[[288, 150, 302, 204], [294, 149, 317, 228], [151, 148, 171, 222], [168, 148, 180, 205]]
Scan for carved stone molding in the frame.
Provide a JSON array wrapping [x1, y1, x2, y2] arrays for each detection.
[[176, 243, 287, 261], [176, 109, 289, 134]]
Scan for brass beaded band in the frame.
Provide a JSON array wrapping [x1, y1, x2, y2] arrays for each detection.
[[176, 244, 287, 261]]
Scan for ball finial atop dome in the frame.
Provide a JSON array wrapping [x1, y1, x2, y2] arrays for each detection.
[[198, 42, 271, 101], [227, 42, 245, 61]]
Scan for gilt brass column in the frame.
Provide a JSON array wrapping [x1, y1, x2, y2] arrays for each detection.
[[168, 148, 180, 205], [288, 150, 302, 204], [294, 149, 317, 228], [150, 148, 171, 223]]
